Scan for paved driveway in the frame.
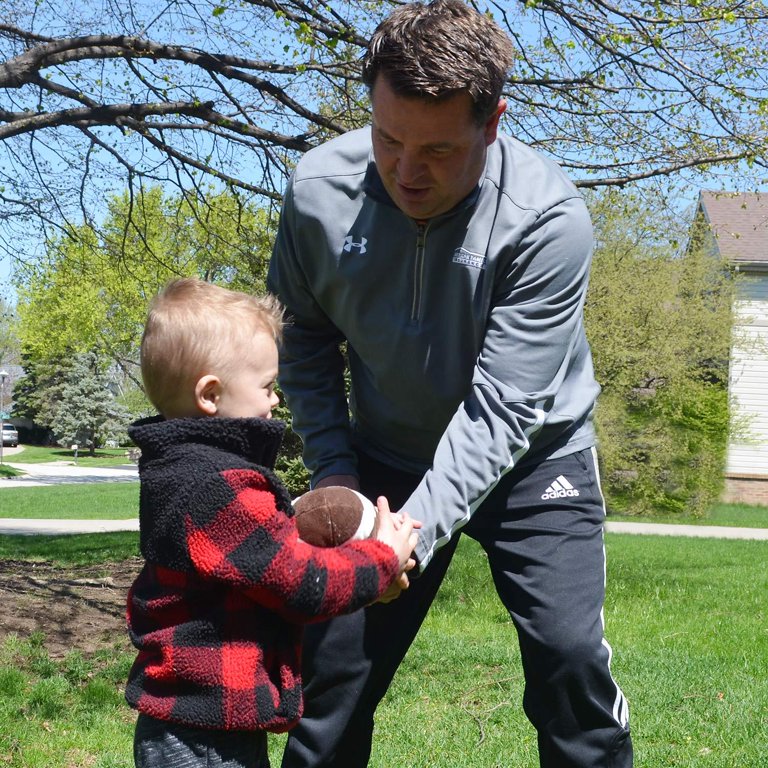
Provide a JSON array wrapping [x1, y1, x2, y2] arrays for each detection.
[[0, 460, 138, 488]]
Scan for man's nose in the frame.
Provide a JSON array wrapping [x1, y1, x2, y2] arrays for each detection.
[[396, 150, 426, 183]]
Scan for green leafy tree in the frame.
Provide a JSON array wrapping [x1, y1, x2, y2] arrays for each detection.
[[48, 352, 130, 454], [585, 190, 734, 516], [11, 184, 310, 480], [14, 186, 276, 385], [116, 382, 155, 423], [0, 296, 19, 369]]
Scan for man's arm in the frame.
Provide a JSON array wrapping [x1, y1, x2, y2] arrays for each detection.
[[403, 196, 600, 570], [267, 177, 358, 486]]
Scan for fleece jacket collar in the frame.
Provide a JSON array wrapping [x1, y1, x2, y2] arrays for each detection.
[[128, 416, 286, 469]]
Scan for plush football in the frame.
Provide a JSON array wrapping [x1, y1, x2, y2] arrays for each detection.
[[293, 486, 376, 547]]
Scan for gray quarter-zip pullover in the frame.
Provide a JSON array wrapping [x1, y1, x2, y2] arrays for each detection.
[[268, 127, 600, 569]]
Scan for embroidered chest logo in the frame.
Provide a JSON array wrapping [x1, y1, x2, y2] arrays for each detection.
[[452, 248, 486, 270], [343, 235, 368, 254]]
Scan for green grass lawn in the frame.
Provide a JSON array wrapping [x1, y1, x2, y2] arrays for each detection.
[[3, 478, 765, 534], [609, 501, 768, 529], [0, 533, 765, 767], [356, 535, 768, 768], [2, 445, 132, 466], [0, 483, 139, 520], [0, 531, 139, 564]]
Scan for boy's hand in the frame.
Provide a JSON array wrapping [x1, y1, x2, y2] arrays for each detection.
[[373, 496, 420, 603], [377, 561, 416, 604]]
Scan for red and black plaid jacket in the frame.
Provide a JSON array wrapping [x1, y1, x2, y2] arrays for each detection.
[[125, 416, 399, 732]]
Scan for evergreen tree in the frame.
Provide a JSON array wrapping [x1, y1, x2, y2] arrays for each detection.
[[48, 352, 130, 454]]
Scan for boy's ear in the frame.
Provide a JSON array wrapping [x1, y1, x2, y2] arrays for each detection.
[[194, 374, 222, 416]]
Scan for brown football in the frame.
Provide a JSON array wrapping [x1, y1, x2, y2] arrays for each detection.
[[293, 486, 376, 547]]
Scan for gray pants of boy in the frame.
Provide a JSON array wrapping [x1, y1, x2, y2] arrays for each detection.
[[134, 713, 268, 768], [281, 447, 633, 768]]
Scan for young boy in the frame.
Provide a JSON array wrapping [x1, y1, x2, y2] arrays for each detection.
[[126, 278, 418, 768]]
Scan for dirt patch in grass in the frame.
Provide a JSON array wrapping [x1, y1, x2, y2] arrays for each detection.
[[0, 558, 142, 657]]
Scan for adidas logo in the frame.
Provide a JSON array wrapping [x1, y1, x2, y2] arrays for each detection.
[[541, 475, 581, 500]]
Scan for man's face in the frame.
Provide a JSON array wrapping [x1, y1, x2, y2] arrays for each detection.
[[370, 76, 505, 220]]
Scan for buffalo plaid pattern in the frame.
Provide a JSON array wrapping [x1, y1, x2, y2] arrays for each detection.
[[126, 416, 399, 732]]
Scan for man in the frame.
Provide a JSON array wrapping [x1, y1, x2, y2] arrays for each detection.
[[267, 1, 633, 766]]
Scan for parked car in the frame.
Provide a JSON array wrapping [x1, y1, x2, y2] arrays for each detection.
[[1, 423, 19, 447]]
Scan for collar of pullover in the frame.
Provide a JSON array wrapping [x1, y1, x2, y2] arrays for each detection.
[[128, 416, 285, 469]]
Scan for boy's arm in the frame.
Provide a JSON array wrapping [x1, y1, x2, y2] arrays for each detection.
[[185, 467, 400, 620]]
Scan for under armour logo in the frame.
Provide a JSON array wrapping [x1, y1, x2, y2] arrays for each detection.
[[343, 236, 367, 254]]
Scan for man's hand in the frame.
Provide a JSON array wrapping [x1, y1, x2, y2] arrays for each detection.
[[313, 480, 421, 604]]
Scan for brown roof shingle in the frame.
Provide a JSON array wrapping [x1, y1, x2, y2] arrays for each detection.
[[698, 191, 768, 264]]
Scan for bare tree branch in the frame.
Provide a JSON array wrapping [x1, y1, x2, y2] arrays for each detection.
[[0, 0, 766, 255]]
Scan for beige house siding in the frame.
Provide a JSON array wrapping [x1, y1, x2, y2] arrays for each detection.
[[725, 274, 768, 490], [697, 192, 768, 506]]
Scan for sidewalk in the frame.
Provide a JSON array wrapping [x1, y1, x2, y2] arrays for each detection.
[[1, 517, 767, 538], [604, 520, 768, 540], [1, 453, 767, 539], [1, 455, 140, 533], [0, 518, 140, 535]]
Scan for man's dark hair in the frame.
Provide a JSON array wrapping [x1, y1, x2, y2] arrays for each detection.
[[361, 0, 514, 123]]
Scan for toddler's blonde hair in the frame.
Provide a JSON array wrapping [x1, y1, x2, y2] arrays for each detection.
[[141, 278, 284, 416]]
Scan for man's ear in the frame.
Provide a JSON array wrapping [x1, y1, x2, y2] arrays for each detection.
[[194, 374, 222, 416], [484, 99, 506, 146]]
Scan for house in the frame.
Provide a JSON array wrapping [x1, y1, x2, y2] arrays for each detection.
[[0, 364, 30, 437], [697, 191, 768, 506], [0, 363, 23, 417]]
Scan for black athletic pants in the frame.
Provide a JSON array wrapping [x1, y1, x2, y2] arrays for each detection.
[[281, 448, 633, 768]]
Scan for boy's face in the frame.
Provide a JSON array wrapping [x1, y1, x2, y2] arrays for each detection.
[[215, 331, 280, 419]]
